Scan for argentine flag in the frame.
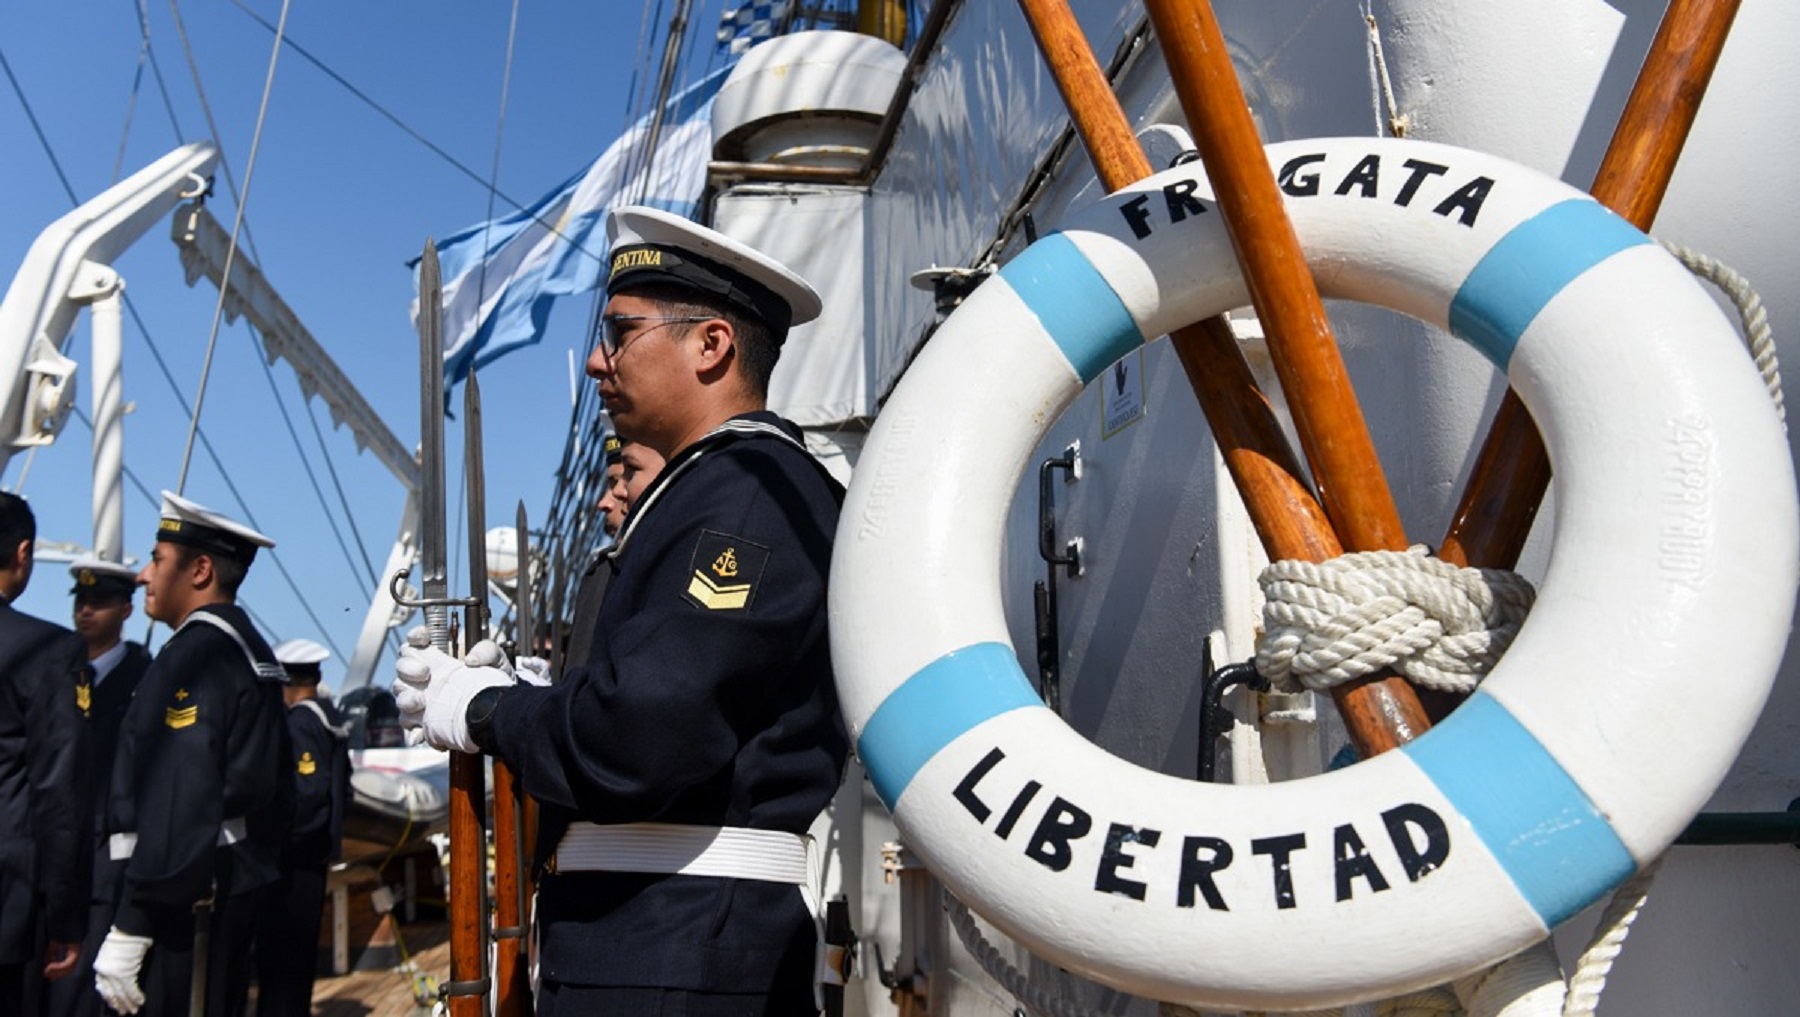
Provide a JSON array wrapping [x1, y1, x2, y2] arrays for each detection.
[[418, 64, 733, 384]]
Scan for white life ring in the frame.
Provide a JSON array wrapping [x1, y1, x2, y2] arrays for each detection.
[[829, 136, 1797, 1010]]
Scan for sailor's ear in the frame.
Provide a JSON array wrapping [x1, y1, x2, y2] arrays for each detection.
[[693, 317, 737, 372], [188, 551, 216, 590]]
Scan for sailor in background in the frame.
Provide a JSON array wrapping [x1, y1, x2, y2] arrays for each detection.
[[41, 559, 151, 1017], [398, 206, 848, 1015], [595, 432, 626, 535], [568, 436, 666, 668], [253, 638, 349, 1017], [0, 493, 90, 1013], [93, 492, 288, 1017]]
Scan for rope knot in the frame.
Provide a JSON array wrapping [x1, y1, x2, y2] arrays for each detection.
[[1254, 545, 1535, 695]]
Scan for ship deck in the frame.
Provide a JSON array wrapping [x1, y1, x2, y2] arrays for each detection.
[[304, 918, 451, 1017]]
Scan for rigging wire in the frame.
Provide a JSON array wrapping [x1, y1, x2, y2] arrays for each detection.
[[168, 0, 291, 493], [449, 0, 525, 601], [4, 36, 332, 640], [148, 5, 387, 616], [468, 0, 525, 386], [111, 4, 152, 185], [300, 387, 382, 587], [0, 47, 81, 200], [244, 322, 380, 591], [4, 33, 345, 650], [222, 0, 606, 276]]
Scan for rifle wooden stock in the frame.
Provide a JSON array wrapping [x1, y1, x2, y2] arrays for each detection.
[[491, 759, 530, 1016], [445, 752, 487, 1017], [1021, 0, 1429, 754]]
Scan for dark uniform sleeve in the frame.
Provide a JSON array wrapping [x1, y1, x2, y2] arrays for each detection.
[[287, 706, 335, 848], [487, 443, 836, 822], [27, 630, 91, 942], [112, 630, 251, 933]]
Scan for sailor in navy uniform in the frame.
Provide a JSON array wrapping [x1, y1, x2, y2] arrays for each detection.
[[252, 637, 349, 1017], [565, 433, 628, 668], [92, 493, 287, 1017], [0, 494, 90, 1012], [399, 206, 848, 1016], [41, 559, 151, 1017]]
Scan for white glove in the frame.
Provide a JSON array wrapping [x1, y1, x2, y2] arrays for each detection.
[[515, 655, 552, 687], [93, 927, 152, 1015], [462, 639, 554, 687], [393, 641, 510, 754]]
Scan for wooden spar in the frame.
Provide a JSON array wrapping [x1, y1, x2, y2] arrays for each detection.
[[1438, 0, 1743, 572], [1020, 0, 1429, 753], [1144, 0, 1409, 554]]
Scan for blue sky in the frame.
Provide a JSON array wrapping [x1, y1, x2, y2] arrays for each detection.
[[0, 0, 737, 687]]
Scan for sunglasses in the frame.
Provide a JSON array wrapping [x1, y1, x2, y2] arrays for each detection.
[[594, 314, 713, 362]]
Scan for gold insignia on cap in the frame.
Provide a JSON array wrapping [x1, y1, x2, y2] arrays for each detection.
[[298, 751, 316, 776], [166, 705, 198, 729], [610, 247, 664, 276], [159, 518, 183, 534], [78, 570, 96, 586]]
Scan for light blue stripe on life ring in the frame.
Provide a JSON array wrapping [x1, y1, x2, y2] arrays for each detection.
[[1402, 691, 1635, 928], [999, 233, 1144, 383], [858, 642, 1046, 810], [1450, 199, 1651, 370]]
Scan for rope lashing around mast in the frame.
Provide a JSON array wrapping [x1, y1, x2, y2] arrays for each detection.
[[1255, 546, 1536, 695]]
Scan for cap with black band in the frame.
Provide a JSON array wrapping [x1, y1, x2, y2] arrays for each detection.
[[154, 490, 275, 566], [604, 206, 821, 343]]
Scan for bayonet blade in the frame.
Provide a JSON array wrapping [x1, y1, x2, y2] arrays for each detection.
[[514, 500, 533, 659], [464, 370, 489, 642], [417, 240, 450, 652]]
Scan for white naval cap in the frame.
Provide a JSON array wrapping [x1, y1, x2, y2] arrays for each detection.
[[68, 557, 138, 597], [155, 490, 275, 565], [273, 636, 329, 684], [272, 637, 331, 666], [605, 205, 822, 337]]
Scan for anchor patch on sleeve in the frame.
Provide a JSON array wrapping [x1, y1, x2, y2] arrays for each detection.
[[683, 529, 770, 611], [298, 751, 317, 776]]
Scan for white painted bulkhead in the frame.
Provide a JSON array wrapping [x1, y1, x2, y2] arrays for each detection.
[[713, 2, 1800, 1013]]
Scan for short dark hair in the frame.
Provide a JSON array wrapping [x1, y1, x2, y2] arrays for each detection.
[[0, 493, 35, 568], [619, 281, 781, 396], [171, 542, 248, 598]]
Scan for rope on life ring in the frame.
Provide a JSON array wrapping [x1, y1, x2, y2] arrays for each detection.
[[829, 136, 1798, 1012]]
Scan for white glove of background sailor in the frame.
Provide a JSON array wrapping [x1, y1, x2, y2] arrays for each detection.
[[393, 632, 511, 753], [93, 927, 152, 1015], [463, 638, 553, 686]]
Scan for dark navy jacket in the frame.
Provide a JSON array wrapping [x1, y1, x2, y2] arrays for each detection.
[[0, 599, 89, 960], [480, 412, 849, 993], [80, 641, 152, 903], [283, 696, 349, 869], [108, 603, 290, 935]]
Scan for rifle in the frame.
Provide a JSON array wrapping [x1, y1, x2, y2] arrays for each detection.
[[464, 375, 531, 1016], [489, 499, 536, 1015], [392, 241, 489, 1015]]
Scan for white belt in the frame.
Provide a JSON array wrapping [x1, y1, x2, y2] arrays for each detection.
[[108, 817, 248, 861], [551, 821, 836, 1007], [551, 821, 809, 884]]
